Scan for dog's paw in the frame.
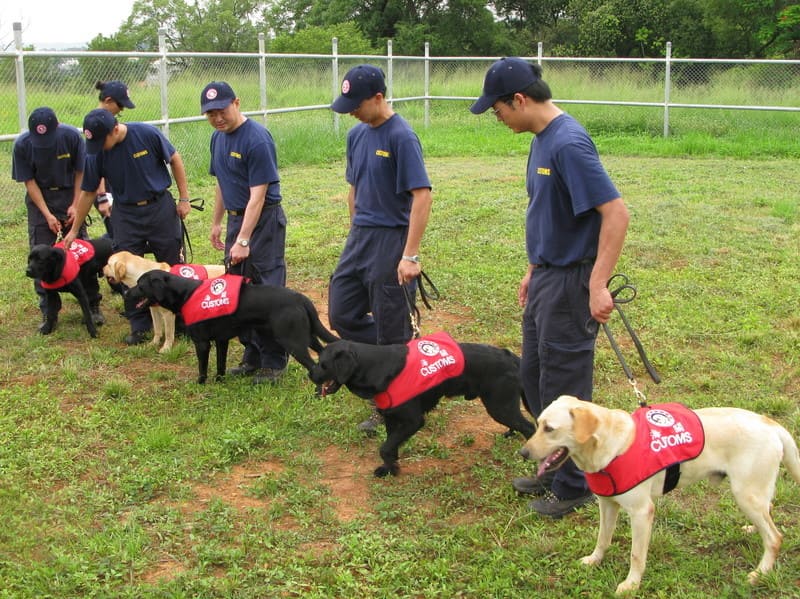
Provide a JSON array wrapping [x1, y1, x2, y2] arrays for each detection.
[[747, 570, 761, 585], [373, 463, 399, 478], [197, 376, 207, 384], [615, 579, 640, 594], [580, 554, 602, 567]]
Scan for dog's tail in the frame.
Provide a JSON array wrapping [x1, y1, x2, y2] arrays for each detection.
[[777, 424, 800, 486], [303, 297, 339, 350]]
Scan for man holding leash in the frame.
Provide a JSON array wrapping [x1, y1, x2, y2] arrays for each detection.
[[329, 64, 433, 433], [62, 108, 191, 345], [471, 57, 629, 518], [202, 81, 289, 385], [12, 106, 102, 333]]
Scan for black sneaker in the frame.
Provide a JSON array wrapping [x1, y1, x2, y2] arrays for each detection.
[[357, 409, 384, 436], [529, 490, 595, 519], [252, 367, 286, 385], [90, 307, 105, 326], [125, 330, 149, 345], [512, 472, 556, 496], [227, 363, 258, 377]]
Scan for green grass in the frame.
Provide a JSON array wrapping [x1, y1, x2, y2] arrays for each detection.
[[1, 135, 799, 597]]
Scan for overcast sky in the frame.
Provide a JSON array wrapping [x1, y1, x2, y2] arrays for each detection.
[[1, 0, 136, 49]]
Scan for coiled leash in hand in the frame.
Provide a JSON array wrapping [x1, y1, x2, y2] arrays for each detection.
[[179, 197, 205, 263], [402, 270, 440, 339], [601, 273, 661, 407]]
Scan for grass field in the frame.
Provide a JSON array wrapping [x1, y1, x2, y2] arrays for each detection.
[[1, 135, 799, 597]]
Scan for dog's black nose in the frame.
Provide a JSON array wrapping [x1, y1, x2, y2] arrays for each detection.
[[519, 447, 530, 460]]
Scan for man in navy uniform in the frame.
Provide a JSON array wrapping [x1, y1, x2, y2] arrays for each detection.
[[202, 81, 289, 384], [62, 108, 192, 345], [12, 106, 102, 332]]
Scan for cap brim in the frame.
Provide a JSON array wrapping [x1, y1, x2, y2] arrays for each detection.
[[201, 98, 233, 114], [85, 136, 105, 154], [121, 98, 135, 109], [469, 94, 498, 115], [331, 95, 361, 114]]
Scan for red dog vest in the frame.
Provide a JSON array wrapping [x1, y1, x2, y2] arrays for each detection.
[[40, 239, 95, 289], [180, 275, 244, 325], [170, 263, 211, 280], [374, 332, 465, 410], [584, 403, 705, 497]]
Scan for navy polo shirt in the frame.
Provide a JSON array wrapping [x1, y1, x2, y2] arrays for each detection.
[[525, 114, 620, 266], [345, 113, 431, 228], [81, 122, 176, 204], [12, 125, 86, 188], [209, 118, 282, 211]]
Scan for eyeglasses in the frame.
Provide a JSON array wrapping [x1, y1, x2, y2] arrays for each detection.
[[491, 95, 516, 116]]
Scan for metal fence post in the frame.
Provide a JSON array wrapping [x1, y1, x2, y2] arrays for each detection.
[[14, 22, 26, 132], [664, 41, 672, 138], [259, 32, 267, 124], [158, 28, 169, 136], [332, 37, 340, 135], [387, 39, 393, 102], [537, 41, 543, 65], [424, 42, 430, 128]]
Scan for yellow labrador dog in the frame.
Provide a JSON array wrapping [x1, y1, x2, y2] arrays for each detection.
[[104, 251, 226, 352], [520, 394, 800, 594]]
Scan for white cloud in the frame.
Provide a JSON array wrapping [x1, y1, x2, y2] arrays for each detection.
[[1, 0, 136, 49]]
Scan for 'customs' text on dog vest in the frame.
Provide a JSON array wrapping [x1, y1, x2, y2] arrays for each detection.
[[584, 403, 705, 496], [180, 275, 244, 325], [40, 239, 95, 289], [170, 263, 211, 280], [374, 332, 465, 409]]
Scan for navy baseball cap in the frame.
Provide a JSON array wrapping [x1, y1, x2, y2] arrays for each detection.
[[83, 108, 117, 154], [99, 80, 135, 109], [331, 65, 386, 113], [28, 107, 58, 148], [470, 57, 539, 114], [201, 81, 236, 113]]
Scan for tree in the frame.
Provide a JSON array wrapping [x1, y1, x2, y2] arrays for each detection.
[[269, 21, 376, 54]]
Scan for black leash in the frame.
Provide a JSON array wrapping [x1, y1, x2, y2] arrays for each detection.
[[402, 270, 440, 338], [601, 273, 661, 407], [179, 198, 205, 263]]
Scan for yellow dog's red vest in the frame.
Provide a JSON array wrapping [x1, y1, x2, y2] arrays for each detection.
[[584, 403, 705, 497], [170, 263, 212, 280], [374, 332, 465, 410], [40, 239, 95, 289], [180, 275, 244, 325]]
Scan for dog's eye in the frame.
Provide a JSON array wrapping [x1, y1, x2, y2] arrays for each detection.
[[543, 425, 554, 433]]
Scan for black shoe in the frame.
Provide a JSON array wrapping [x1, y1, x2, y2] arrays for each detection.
[[512, 472, 556, 496], [38, 317, 57, 335], [125, 330, 149, 346], [90, 307, 105, 326], [227, 363, 258, 377], [529, 490, 595, 519], [357, 409, 384, 435], [252, 367, 286, 385]]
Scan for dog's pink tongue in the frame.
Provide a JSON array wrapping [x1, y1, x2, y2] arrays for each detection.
[[536, 462, 549, 478]]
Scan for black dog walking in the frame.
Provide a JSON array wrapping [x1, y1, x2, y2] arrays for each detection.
[[310, 333, 536, 477]]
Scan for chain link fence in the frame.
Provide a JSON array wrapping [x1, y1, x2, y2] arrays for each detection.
[[2, 31, 799, 206]]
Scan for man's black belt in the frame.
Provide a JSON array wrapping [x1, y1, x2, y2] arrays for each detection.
[[535, 257, 595, 269], [226, 203, 280, 217]]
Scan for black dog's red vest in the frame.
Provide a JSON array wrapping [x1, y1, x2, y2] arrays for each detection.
[[40, 239, 95, 289], [584, 403, 705, 497], [374, 332, 465, 410], [180, 275, 244, 325], [170, 263, 211, 280]]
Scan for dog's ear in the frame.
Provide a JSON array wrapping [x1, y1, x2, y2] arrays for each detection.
[[571, 406, 599, 445], [113, 261, 126, 281], [331, 348, 358, 383]]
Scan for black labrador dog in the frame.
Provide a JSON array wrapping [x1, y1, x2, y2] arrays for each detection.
[[126, 270, 338, 383], [26, 238, 113, 338], [309, 337, 536, 477]]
